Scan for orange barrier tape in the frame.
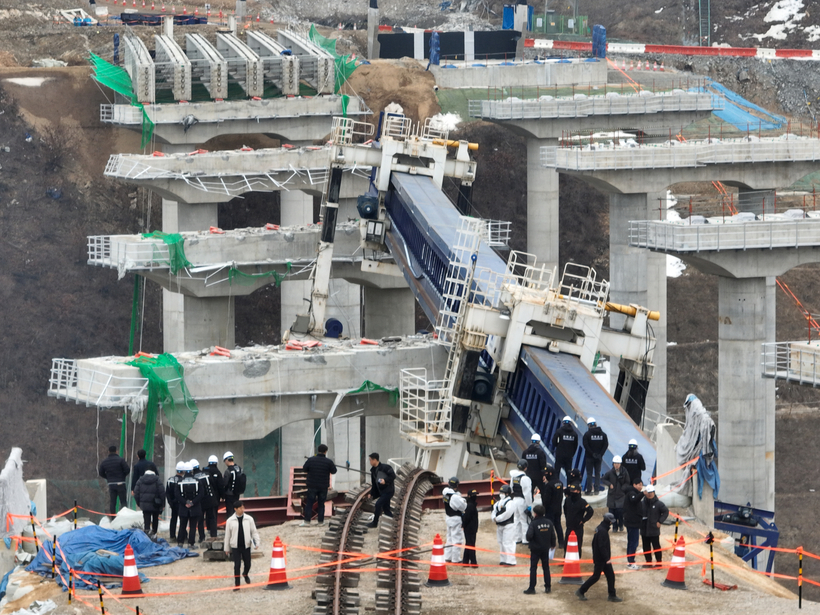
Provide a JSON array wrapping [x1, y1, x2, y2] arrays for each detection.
[[652, 456, 699, 484]]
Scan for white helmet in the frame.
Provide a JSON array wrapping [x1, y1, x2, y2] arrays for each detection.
[[531, 434, 541, 442], [612, 455, 622, 464], [223, 451, 234, 461], [586, 417, 596, 425], [628, 439, 638, 447], [175, 461, 186, 472], [645, 484, 655, 493], [562, 416, 572, 423], [208, 455, 219, 464], [181, 462, 193, 473], [190, 459, 200, 469]]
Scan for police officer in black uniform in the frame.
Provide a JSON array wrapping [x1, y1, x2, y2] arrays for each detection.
[[191, 459, 218, 542], [563, 483, 594, 557], [552, 417, 578, 485], [522, 434, 548, 494], [582, 418, 609, 494], [540, 463, 565, 549], [622, 439, 646, 484], [166, 461, 185, 542], [523, 504, 557, 595], [204, 455, 224, 538], [176, 462, 204, 549], [461, 489, 479, 567], [222, 451, 245, 519]]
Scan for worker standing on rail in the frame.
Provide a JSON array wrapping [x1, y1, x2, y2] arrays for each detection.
[[301, 444, 337, 527], [224, 500, 260, 590], [98, 444, 130, 515], [582, 418, 608, 495], [541, 464, 564, 549], [640, 484, 669, 568], [510, 460, 533, 544], [223, 451, 246, 519], [167, 462, 185, 542], [204, 456, 224, 538], [367, 453, 396, 528], [492, 484, 517, 566], [622, 439, 646, 485], [552, 416, 579, 485], [523, 504, 557, 595], [601, 456, 629, 532], [176, 462, 204, 549], [575, 512, 623, 603], [442, 477, 467, 562], [461, 489, 479, 567], [522, 434, 547, 493], [563, 483, 594, 557]]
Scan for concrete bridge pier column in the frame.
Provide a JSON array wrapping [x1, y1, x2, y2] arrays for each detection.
[[526, 137, 559, 272], [363, 287, 416, 337], [280, 190, 315, 336], [717, 275, 776, 511], [608, 191, 667, 418]]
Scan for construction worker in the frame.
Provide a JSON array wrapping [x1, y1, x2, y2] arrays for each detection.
[[510, 460, 533, 544], [442, 477, 467, 562], [491, 484, 516, 566], [176, 462, 204, 549], [461, 489, 479, 567], [204, 456, 224, 538], [563, 483, 593, 557], [222, 451, 246, 519], [582, 418, 608, 494], [166, 461, 185, 542], [622, 439, 646, 485], [540, 464, 564, 549], [623, 477, 645, 569], [98, 445, 129, 515], [640, 484, 669, 567], [552, 416, 578, 485], [367, 453, 395, 528], [523, 504, 556, 595], [601, 455, 629, 532], [522, 434, 547, 493], [191, 459, 218, 542], [301, 443, 337, 527], [575, 512, 623, 603]]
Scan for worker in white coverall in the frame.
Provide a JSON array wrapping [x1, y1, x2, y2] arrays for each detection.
[[492, 484, 517, 565], [441, 477, 468, 563], [510, 459, 534, 544]]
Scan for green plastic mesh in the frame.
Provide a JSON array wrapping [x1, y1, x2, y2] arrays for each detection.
[[308, 25, 359, 94], [142, 231, 193, 274], [347, 380, 399, 406], [228, 262, 291, 287], [89, 53, 155, 149], [126, 353, 199, 458]]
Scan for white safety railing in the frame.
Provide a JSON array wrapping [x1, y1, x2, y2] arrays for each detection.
[[48, 358, 150, 408], [399, 368, 452, 448], [641, 407, 685, 435], [485, 220, 512, 248], [382, 114, 413, 141], [557, 263, 609, 318], [468, 93, 719, 120], [87, 235, 171, 271], [762, 341, 820, 387], [629, 219, 820, 252], [330, 117, 375, 145], [505, 250, 555, 293], [542, 138, 820, 171]]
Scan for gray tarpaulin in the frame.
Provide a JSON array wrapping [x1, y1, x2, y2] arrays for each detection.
[[675, 394, 719, 498]]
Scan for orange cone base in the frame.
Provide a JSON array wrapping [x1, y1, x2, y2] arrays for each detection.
[[425, 578, 451, 587], [559, 574, 583, 585], [120, 589, 144, 597], [264, 581, 291, 591], [662, 577, 688, 590]]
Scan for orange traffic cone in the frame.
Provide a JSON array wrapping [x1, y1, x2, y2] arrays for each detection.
[[264, 537, 291, 590], [194, 6, 198, 14], [653, 61, 658, 71], [425, 533, 450, 587], [161, 3, 165, 11], [256, 13, 260, 21], [628, 60, 633, 71], [645, 60, 650, 70], [182, 5, 187, 13], [120, 544, 143, 596], [660, 61, 665, 71], [662, 536, 688, 590], [558, 531, 583, 585]]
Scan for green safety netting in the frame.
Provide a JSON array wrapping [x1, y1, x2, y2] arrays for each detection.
[[141, 231, 193, 274], [347, 380, 399, 406], [89, 53, 155, 149], [126, 353, 199, 459], [228, 262, 291, 287], [308, 24, 359, 94]]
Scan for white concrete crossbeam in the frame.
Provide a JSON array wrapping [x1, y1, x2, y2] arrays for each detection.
[[277, 29, 335, 94], [154, 34, 191, 101], [123, 34, 155, 103], [245, 31, 300, 96], [216, 33, 264, 98], [185, 33, 228, 100]]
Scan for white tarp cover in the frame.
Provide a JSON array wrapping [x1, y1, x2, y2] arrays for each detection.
[[675, 394, 717, 496], [0, 449, 32, 540]]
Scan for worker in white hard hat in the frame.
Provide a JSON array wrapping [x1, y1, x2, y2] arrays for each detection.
[[552, 416, 578, 486], [203, 455, 224, 538], [601, 455, 629, 532], [166, 461, 186, 542], [622, 439, 646, 485], [222, 452, 246, 518], [522, 434, 548, 493], [639, 484, 668, 568], [582, 417, 608, 495]]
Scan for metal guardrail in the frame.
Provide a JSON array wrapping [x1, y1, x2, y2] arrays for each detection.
[[485, 220, 512, 248], [48, 358, 150, 408], [762, 341, 820, 387], [629, 219, 820, 252], [469, 93, 720, 120], [399, 368, 452, 448], [87, 235, 170, 272], [542, 138, 820, 171]]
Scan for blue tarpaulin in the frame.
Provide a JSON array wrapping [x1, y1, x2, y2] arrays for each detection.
[[26, 526, 196, 590], [693, 79, 786, 130], [697, 453, 720, 499]]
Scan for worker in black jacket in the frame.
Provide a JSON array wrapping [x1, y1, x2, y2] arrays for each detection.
[[191, 459, 217, 542], [203, 456, 224, 538], [523, 504, 557, 595], [166, 462, 185, 542], [563, 483, 594, 557], [552, 417, 578, 485], [367, 453, 395, 528], [130, 449, 158, 497], [540, 464, 564, 549], [176, 462, 205, 549], [222, 451, 245, 518], [99, 445, 130, 515], [576, 513, 623, 603], [301, 444, 338, 527], [622, 439, 646, 484], [582, 418, 608, 494], [133, 469, 165, 536], [601, 456, 630, 532], [640, 485, 669, 567], [623, 478, 645, 569], [461, 489, 479, 567], [522, 434, 548, 493]]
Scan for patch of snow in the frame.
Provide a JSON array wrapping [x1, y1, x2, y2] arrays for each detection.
[[806, 25, 820, 42], [667, 341, 678, 346], [428, 112, 462, 131], [764, 0, 805, 23], [654, 6, 663, 13], [3, 77, 52, 87], [750, 23, 790, 40], [667, 255, 686, 278], [384, 102, 404, 114]]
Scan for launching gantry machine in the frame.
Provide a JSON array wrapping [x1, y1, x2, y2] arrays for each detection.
[[293, 111, 661, 482]]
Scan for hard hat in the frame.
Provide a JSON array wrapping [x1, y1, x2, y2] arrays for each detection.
[[628, 439, 638, 447], [208, 455, 219, 464], [562, 416, 572, 423], [500, 484, 512, 495], [448, 476, 460, 489], [175, 461, 186, 472], [586, 417, 596, 425], [190, 459, 199, 469], [181, 462, 193, 473], [531, 434, 541, 442], [223, 451, 234, 461], [645, 484, 655, 493], [603, 512, 616, 524], [517, 459, 528, 471], [613, 455, 622, 464]]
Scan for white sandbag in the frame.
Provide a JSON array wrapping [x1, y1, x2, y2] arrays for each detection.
[[109, 507, 144, 530]]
